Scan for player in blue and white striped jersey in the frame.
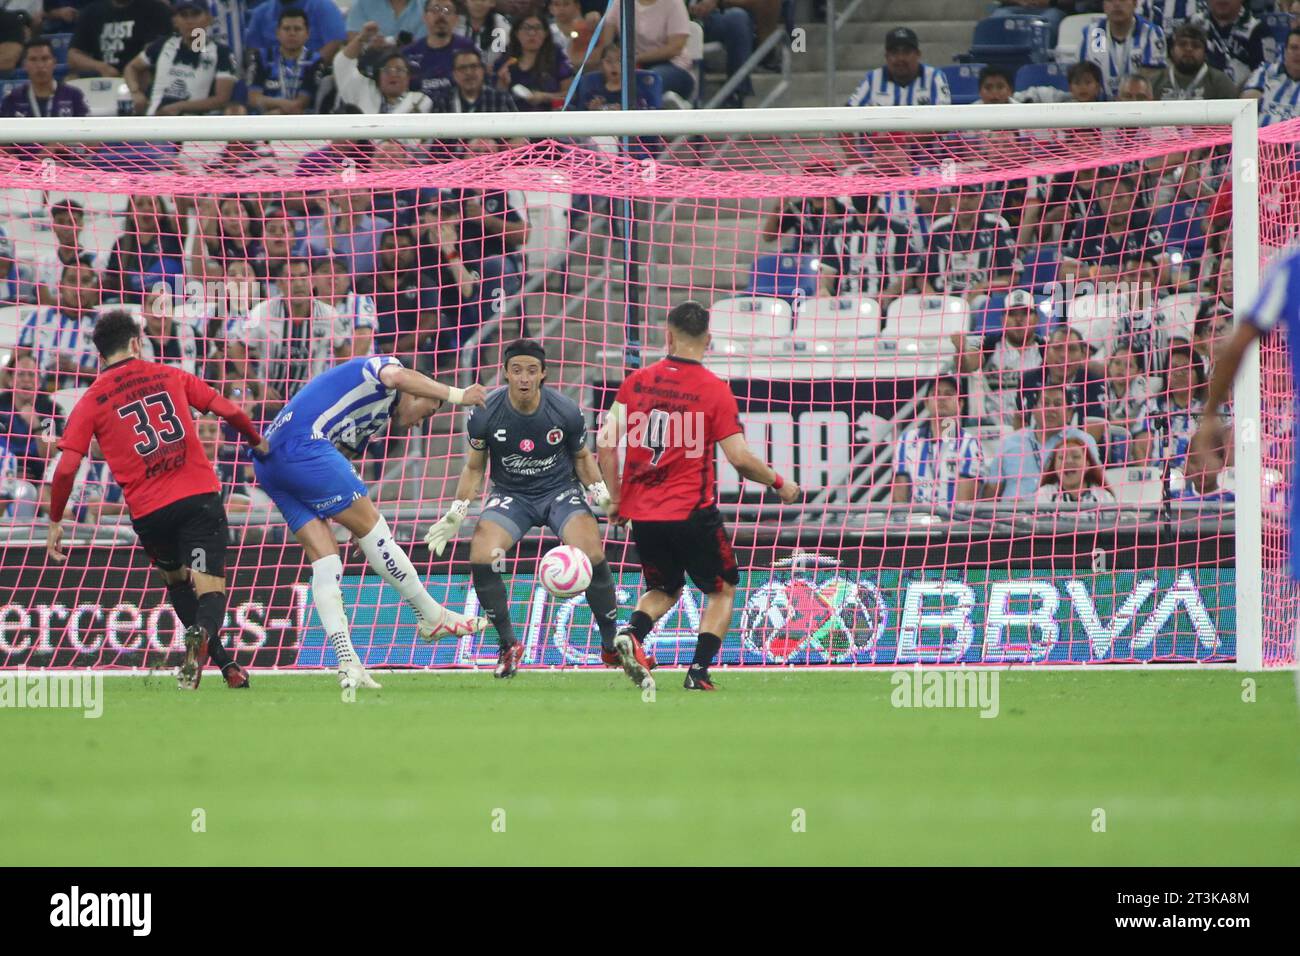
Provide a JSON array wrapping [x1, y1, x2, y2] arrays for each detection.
[[252, 356, 488, 690], [846, 26, 950, 108], [892, 376, 983, 506], [1243, 27, 1300, 127], [1079, 0, 1167, 99]]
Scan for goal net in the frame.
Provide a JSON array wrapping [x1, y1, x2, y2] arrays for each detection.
[[0, 103, 1286, 671]]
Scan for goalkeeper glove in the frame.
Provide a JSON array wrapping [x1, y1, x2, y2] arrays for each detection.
[[585, 480, 611, 509], [425, 499, 470, 556]]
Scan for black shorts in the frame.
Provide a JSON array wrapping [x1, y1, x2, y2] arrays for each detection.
[[631, 506, 740, 595], [132, 492, 229, 577]]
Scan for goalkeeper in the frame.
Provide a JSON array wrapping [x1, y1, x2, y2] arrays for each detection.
[[424, 340, 636, 680]]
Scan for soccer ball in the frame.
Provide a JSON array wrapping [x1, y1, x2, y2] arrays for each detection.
[[538, 545, 592, 598]]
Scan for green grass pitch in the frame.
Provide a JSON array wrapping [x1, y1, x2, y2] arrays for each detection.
[[3, 670, 1298, 865]]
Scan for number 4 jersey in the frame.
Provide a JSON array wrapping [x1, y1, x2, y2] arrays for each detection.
[[58, 357, 244, 519], [614, 355, 743, 522]]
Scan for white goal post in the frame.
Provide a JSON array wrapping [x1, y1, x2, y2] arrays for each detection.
[[0, 99, 1268, 669]]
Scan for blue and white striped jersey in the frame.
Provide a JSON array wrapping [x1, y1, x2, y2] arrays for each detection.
[[16, 307, 96, 381], [847, 64, 951, 108], [1140, 0, 1207, 33], [207, 0, 248, 72], [1079, 15, 1167, 98], [263, 354, 402, 454], [894, 419, 983, 505], [331, 291, 379, 352], [1243, 63, 1300, 127]]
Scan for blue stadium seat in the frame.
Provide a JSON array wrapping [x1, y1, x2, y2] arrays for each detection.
[[48, 33, 73, 66], [1014, 62, 1069, 94], [1153, 199, 1207, 263], [960, 16, 1052, 69], [748, 254, 822, 304], [1017, 245, 1061, 298], [939, 64, 986, 105], [1262, 12, 1292, 60]]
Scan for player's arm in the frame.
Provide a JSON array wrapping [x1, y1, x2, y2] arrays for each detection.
[[596, 399, 626, 521], [45, 401, 96, 562], [1191, 320, 1262, 458], [719, 432, 801, 503], [377, 363, 486, 408], [183, 372, 268, 453], [424, 446, 488, 556]]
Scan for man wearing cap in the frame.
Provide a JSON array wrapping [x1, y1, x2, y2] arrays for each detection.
[[1151, 20, 1238, 99], [123, 0, 237, 115], [952, 288, 1046, 430], [847, 26, 950, 109], [1078, 0, 1167, 99]]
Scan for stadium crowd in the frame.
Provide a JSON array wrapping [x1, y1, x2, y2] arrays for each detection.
[[0, 0, 1273, 522]]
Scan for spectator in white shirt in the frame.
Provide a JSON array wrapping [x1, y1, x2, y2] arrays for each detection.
[[334, 20, 434, 113]]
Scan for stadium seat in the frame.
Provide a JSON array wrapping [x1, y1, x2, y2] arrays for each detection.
[[1014, 62, 1069, 94], [709, 295, 793, 355], [960, 16, 1053, 69], [1104, 466, 1164, 506], [1067, 292, 1122, 353], [747, 254, 822, 304], [48, 33, 73, 66], [64, 76, 129, 117], [885, 295, 969, 352], [938, 64, 986, 105], [1017, 245, 1061, 300], [0, 305, 23, 353], [1153, 199, 1207, 266], [792, 295, 880, 353], [1154, 293, 1201, 344], [1263, 12, 1292, 60], [1054, 13, 1099, 65]]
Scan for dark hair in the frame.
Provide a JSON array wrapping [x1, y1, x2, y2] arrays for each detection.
[[978, 65, 1014, 88], [277, 7, 310, 28], [1172, 22, 1207, 46], [1067, 61, 1103, 86], [22, 38, 54, 60], [502, 338, 548, 369], [505, 12, 561, 90], [931, 374, 961, 395], [1108, 338, 1146, 372], [50, 198, 84, 220], [667, 300, 709, 338], [1290, 25, 1300, 46], [453, 47, 484, 67], [92, 310, 141, 359]]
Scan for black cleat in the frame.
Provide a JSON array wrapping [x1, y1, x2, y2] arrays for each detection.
[[683, 665, 716, 691], [494, 641, 524, 679]]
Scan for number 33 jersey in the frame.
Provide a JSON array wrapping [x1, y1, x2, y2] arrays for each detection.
[[58, 357, 228, 519], [614, 355, 743, 522]]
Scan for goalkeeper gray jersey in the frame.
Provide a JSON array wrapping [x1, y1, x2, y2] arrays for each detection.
[[465, 386, 587, 495]]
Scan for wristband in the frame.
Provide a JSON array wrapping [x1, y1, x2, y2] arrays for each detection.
[[443, 248, 460, 262], [445, 386, 466, 404], [771, 473, 785, 491]]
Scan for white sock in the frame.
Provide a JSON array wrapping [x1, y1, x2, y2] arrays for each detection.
[[356, 517, 446, 626], [312, 554, 357, 668]]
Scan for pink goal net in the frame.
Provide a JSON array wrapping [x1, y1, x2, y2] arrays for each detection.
[[0, 117, 1289, 670]]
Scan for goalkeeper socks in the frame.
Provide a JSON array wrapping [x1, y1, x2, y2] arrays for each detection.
[[357, 517, 447, 627], [691, 632, 722, 670], [584, 559, 620, 651], [166, 579, 199, 628], [625, 610, 654, 643], [195, 591, 233, 669], [312, 554, 358, 668], [470, 562, 516, 647]]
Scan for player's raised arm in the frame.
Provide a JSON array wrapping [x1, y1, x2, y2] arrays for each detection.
[[182, 370, 268, 454], [719, 432, 802, 503], [45, 399, 96, 562], [377, 363, 487, 407]]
